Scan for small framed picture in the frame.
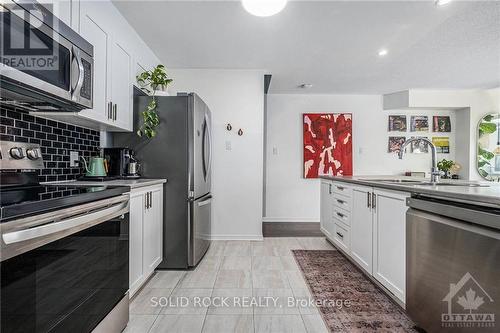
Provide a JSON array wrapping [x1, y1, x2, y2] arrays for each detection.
[[432, 137, 450, 153], [410, 116, 429, 132], [388, 136, 406, 153], [388, 115, 407, 132], [433, 116, 451, 132], [410, 136, 429, 154]]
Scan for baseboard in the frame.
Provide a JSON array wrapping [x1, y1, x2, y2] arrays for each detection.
[[262, 217, 319, 223], [263, 222, 322, 237], [210, 234, 264, 241]]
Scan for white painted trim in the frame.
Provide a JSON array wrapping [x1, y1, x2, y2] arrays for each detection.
[[210, 234, 264, 241], [262, 217, 319, 223]]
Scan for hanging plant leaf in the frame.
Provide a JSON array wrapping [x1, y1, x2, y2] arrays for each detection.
[[479, 122, 497, 136], [478, 168, 489, 178], [136, 65, 173, 139], [478, 147, 495, 161]]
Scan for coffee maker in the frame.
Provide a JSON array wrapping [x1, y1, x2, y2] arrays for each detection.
[[103, 148, 140, 179]]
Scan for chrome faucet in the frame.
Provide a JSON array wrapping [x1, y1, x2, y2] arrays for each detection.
[[398, 137, 440, 183]]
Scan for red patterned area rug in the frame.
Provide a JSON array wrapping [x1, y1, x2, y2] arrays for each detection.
[[292, 249, 418, 332]]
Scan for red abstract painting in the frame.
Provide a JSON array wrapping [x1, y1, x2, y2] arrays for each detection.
[[303, 113, 352, 178]]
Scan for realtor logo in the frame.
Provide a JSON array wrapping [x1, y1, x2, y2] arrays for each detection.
[[0, 3, 58, 70], [442, 272, 495, 329]]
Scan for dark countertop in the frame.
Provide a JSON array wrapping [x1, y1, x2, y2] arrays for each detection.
[[45, 178, 167, 189], [320, 175, 500, 207]]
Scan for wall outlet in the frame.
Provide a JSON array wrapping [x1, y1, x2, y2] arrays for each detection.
[[272, 147, 278, 155], [225, 141, 232, 151], [69, 151, 79, 167]]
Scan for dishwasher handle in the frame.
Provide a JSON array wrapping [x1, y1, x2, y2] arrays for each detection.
[[407, 196, 500, 231]]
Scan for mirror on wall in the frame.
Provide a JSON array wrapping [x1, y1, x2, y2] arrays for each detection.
[[477, 113, 500, 181]]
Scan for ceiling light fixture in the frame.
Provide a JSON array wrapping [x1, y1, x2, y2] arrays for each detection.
[[378, 49, 388, 56], [242, 0, 288, 17], [435, 0, 453, 6]]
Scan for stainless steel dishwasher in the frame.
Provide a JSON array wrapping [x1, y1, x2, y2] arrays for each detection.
[[406, 195, 500, 333]]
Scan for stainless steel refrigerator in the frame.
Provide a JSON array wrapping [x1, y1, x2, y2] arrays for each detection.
[[114, 92, 212, 268]]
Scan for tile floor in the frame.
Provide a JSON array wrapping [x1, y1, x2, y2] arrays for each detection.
[[125, 237, 334, 333]]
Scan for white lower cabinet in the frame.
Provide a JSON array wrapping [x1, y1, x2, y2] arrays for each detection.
[[373, 189, 408, 303], [350, 185, 373, 274], [320, 180, 408, 304], [320, 180, 333, 238], [129, 184, 164, 297]]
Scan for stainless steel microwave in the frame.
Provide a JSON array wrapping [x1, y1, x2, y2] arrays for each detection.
[[0, 0, 93, 111]]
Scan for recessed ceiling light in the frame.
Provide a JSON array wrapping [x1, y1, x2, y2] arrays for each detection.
[[242, 0, 288, 17], [299, 84, 313, 89], [378, 49, 388, 56], [435, 0, 453, 6]]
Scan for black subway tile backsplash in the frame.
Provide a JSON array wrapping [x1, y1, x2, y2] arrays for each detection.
[[1, 107, 100, 181]]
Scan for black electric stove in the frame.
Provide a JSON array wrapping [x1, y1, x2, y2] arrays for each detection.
[[1, 141, 130, 333]]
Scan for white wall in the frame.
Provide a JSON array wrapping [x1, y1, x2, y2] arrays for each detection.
[[403, 89, 500, 180], [169, 69, 265, 240], [265, 94, 457, 223]]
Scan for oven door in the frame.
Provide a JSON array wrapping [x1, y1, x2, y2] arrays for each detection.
[[0, 0, 92, 110], [0, 196, 129, 333]]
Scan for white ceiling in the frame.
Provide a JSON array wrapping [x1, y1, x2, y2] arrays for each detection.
[[113, 0, 500, 94]]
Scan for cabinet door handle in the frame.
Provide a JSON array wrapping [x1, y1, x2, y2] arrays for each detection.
[[113, 103, 117, 121], [107, 101, 112, 119], [336, 232, 344, 239], [336, 212, 345, 218], [367, 192, 371, 208], [149, 192, 152, 208], [372, 193, 376, 210], [145, 192, 148, 209], [328, 184, 332, 194], [337, 186, 345, 191], [337, 199, 345, 204]]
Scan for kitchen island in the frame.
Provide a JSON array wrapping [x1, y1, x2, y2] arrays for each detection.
[[319, 175, 500, 312]]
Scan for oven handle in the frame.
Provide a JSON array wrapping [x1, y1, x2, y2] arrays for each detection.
[[2, 200, 128, 245]]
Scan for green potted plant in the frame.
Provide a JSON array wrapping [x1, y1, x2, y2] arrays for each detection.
[[136, 65, 173, 138], [437, 159, 456, 179]]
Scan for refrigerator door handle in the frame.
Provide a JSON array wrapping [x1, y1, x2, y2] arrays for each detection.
[[205, 114, 212, 179], [197, 196, 212, 207]]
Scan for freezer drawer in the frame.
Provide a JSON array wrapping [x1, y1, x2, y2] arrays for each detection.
[[189, 194, 212, 266]]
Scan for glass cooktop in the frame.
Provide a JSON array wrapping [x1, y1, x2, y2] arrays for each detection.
[[0, 184, 129, 222]]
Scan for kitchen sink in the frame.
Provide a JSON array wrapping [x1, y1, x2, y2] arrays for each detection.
[[415, 182, 488, 187], [358, 178, 489, 187], [358, 178, 424, 183]]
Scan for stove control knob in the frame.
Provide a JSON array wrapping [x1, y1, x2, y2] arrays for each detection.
[[26, 148, 41, 160], [9, 147, 25, 159]]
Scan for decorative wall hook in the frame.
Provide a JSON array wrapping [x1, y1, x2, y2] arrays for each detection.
[[226, 124, 232, 131], [238, 129, 243, 136]]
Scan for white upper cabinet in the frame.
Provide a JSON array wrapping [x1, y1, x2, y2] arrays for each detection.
[[110, 41, 132, 130], [39, 0, 72, 28], [79, 6, 109, 124], [35, 0, 160, 131]]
